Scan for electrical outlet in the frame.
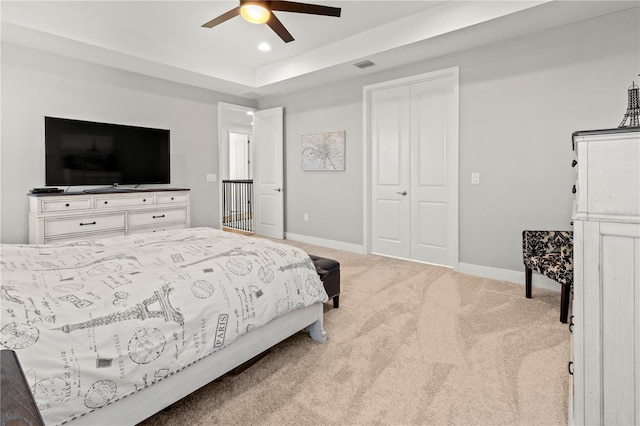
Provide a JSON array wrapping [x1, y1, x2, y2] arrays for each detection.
[[304, 213, 309, 221]]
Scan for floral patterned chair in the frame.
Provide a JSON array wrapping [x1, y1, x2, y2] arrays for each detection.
[[522, 230, 574, 323]]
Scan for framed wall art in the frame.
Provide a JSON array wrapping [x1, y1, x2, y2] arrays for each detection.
[[301, 130, 345, 171]]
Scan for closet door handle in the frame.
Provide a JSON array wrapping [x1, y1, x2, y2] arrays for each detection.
[[273, 188, 282, 192], [396, 191, 407, 196]]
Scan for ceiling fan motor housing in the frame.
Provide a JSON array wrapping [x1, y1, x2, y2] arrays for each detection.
[[202, 0, 341, 43]]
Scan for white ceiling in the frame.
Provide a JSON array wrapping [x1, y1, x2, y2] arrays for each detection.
[[1, 1, 637, 98]]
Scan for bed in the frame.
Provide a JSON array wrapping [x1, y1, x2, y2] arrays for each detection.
[[0, 227, 328, 425]]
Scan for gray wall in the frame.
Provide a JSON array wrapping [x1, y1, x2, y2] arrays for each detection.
[[259, 9, 639, 272], [1, 9, 637, 276], [0, 43, 255, 243]]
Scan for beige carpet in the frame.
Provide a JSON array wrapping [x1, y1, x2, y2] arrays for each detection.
[[139, 241, 570, 426]]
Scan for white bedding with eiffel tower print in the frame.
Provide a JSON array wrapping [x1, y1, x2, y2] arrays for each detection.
[[0, 227, 327, 425]]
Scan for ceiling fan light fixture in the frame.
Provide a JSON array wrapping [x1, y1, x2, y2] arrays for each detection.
[[240, 4, 270, 24]]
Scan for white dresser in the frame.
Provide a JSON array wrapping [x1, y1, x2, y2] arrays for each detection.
[[28, 189, 190, 244], [570, 128, 640, 425]]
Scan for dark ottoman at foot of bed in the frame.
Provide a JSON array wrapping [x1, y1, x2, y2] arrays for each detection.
[[309, 255, 340, 308]]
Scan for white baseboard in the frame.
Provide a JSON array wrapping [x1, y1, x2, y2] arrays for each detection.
[[283, 234, 560, 293], [284, 233, 366, 254], [458, 262, 561, 292]]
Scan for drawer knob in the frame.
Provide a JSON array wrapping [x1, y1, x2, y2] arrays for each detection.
[[65, 203, 70, 207], [571, 159, 577, 167], [171, 197, 174, 200], [572, 185, 576, 194], [104, 201, 108, 205], [153, 214, 165, 219], [143, 199, 147, 202], [568, 361, 574, 375], [79, 221, 97, 226]]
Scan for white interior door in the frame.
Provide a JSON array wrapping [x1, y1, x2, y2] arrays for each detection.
[[371, 86, 411, 258], [368, 68, 458, 267], [253, 107, 284, 239], [410, 77, 457, 266]]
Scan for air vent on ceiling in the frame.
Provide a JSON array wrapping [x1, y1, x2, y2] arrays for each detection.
[[240, 91, 261, 99], [354, 60, 375, 69]]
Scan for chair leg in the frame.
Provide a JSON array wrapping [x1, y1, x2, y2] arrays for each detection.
[[560, 284, 570, 324], [525, 268, 532, 299], [333, 295, 339, 309]]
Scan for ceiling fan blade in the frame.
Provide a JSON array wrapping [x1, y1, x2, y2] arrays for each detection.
[[201, 6, 241, 28], [268, 1, 341, 17], [266, 13, 294, 43]]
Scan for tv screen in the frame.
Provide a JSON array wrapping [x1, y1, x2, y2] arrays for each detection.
[[45, 117, 170, 187]]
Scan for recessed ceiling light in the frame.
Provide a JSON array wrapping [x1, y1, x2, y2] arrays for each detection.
[[258, 42, 271, 52]]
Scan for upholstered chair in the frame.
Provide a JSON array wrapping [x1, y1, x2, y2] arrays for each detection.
[[522, 230, 574, 323]]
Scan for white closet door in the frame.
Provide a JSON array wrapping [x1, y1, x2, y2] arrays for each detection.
[[371, 85, 411, 258], [369, 69, 457, 267], [410, 77, 456, 266]]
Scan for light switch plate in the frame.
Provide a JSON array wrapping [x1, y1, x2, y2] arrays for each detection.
[[206, 174, 217, 182], [471, 173, 480, 184]]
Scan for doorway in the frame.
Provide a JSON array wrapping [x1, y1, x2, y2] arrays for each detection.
[[229, 132, 251, 180], [363, 67, 459, 268], [218, 103, 254, 234], [218, 103, 284, 238]]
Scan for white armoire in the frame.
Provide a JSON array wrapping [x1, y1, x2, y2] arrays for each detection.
[[570, 127, 640, 425]]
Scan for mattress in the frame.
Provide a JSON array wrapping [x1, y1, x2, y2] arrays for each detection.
[[0, 227, 327, 425]]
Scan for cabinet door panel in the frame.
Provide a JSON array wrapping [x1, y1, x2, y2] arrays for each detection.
[[582, 221, 602, 424], [600, 223, 640, 425], [601, 234, 636, 425], [581, 221, 640, 425]]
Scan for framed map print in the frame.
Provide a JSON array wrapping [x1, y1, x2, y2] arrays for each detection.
[[301, 130, 345, 171]]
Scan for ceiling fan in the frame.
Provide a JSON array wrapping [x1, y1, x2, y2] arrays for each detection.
[[201, 1, 342, 43]]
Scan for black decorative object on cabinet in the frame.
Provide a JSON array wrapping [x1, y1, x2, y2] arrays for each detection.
[[619, 75, 640, 127]]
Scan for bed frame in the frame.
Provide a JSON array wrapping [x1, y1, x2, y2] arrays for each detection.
[[62, 302, 326, 425]]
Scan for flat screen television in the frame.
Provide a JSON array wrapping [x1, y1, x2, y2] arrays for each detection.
[[45, 116, 170, 187]]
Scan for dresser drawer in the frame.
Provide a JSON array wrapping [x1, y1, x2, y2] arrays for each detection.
[[157, 193, 189, 204], [45, 214, 125, 237], [94, 195, 153, 209], [128, 223, 186, 235], [574, 131, 640, 219], [128, 208, 187, 227], [40, 198, 93, 213], [44, 229, 126, 244]]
